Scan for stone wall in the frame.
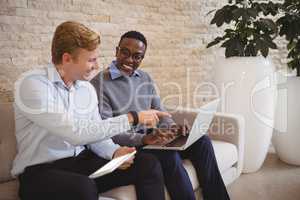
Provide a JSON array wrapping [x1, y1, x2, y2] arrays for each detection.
[[0, 0, 288, 107]]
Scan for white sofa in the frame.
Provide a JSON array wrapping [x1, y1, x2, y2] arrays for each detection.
[[100, 109, 245, 200], [0, 103, 244, 200]]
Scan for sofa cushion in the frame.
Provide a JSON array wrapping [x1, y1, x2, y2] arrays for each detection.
[[100, 185, 136, 200], [101, 140, 238, 200], [182, 140, 238, 190], [100, 185, 174, 200], [212, 140, 238, 173], [182, 159, 199, 189], [221, 167, 237, 186], [0, 180, 19, 200], [0, 103, 17, 183], [100, 159, 199, 200]]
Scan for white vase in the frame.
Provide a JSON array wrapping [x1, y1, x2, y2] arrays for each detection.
[[273, 71, 300, 166], [214, 56, 277, 173]]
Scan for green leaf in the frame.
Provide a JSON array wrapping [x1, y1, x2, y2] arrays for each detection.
[[225, 46, 239, 58], [260, 18, 278, 34], [247, 8, 258, 19], [235, 38, 245, 56], [206, 37, 224, 48], [287, 59, 300, 70], [206, 9, 217, 16], [210, 9, 225, 26], [262, 35, 277, 49], [287, 60, 294, 69], [225, 29, 235, 34], [221, 38, 234, 48], [210, 5, 238, 27], [287, 41, 296, 50], [206, 0, 284, 58], [260, 3, 268, 15], [232, 8, 245, 21], [260, 45, 269, 57], [245, 43, 258, 56]]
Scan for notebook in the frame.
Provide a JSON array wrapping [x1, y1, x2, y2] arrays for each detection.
[[89, 151, 136, 179]]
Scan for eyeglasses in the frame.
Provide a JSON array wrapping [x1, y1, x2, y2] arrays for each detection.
[[117, 46, 144, 62]]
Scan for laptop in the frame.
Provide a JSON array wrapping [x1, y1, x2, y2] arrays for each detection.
[[143, 99, 219, 151]]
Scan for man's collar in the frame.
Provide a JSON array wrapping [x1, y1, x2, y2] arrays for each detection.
[[47, 63, 81, 89], [109, 61, 140, 80]]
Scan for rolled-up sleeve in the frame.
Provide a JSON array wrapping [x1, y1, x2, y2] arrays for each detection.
[[89, 139, 120, 160]]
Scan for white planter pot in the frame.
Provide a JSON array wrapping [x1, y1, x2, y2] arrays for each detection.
[[273, 71, 300, 166], [214, 56, 277, 173]]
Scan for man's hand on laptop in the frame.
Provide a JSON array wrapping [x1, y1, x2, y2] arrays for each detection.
[[169, 124, 190, 136], [113, 147, 136, 170], [128, 110, 171, 128], [142, 128, 176, 145]]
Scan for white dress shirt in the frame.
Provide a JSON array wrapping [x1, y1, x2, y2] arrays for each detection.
[[11, 64, 130, 176]]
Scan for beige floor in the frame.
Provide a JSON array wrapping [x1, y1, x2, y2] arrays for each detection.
[[228, 153, 300, 200]]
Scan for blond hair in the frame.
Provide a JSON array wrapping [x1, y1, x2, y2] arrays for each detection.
[[51, 21, 100, 65]]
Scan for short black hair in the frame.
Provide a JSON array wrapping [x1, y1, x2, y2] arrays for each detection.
[[119, 31, 147, 48]]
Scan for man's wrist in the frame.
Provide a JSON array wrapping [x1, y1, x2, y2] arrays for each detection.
[[127, 113, 134, 124], [169, 123, 177, 128], [112, 147, 121, 159], [128, 111, 139, 126], [142, 135, 147, 145]]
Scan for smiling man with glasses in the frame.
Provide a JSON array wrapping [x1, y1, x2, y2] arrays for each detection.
[[117, 46, 144, 62], [114, 41, 145, 75], [91, 31, 230, 200]]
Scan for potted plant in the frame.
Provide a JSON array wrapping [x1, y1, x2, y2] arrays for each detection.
[[273, 0, 300, 166], [277, 0, 300, 76], [207, 0, 280, 173], [207, 0, 279, 57]]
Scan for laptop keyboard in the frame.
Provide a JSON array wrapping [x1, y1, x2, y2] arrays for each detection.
[[164, 135, 188, 147]]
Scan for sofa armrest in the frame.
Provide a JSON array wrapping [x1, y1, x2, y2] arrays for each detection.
[[208, 112, 245, 176], [169, 109, 245, 177]]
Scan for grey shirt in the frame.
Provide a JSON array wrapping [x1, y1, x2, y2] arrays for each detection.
[[91, 61, 175, 146]]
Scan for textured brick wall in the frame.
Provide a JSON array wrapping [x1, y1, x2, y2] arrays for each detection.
[[0, 0, 288, 107]]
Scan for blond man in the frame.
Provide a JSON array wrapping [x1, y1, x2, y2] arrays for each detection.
[[12, 21, 168, 200]]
